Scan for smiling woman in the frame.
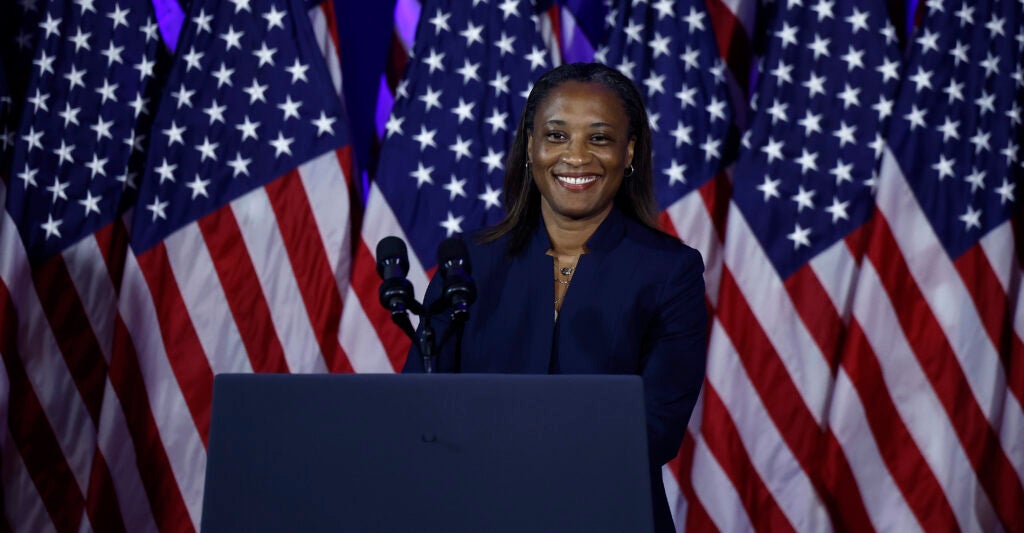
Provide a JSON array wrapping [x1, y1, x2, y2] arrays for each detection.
[[404, 63, 708, 533]]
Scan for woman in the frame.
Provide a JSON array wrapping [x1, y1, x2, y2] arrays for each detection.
[[405, 63, 707, 532]]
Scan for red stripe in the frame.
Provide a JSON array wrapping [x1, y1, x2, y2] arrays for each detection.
[[716, 268, 827, 486], [265, 170, 354, 373], [953, 245, 1024, 408], [818, 431, 875, 533], [546, 5, 563, 57], [705, 0, 752, 91], [84, 449, 127, 533], [697, 171, 732, 245], [0, 279, 85, 533], [30, 253, 108, 424], [197, 208, 291, 374], [108, 315, 194, 533], [135, 244, 213, 443], [668, 433, 718, 532], [782, 263, 843, 370], [700, 384, 794, 531], [838, 319, 958, 531], [319, 0, 342, 60], [351, 238, 410, 371], [385, 30, 409, 91], [867, 214, 1024, 531]]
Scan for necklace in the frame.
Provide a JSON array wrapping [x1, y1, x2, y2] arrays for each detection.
[[553, 255, 580, 307]]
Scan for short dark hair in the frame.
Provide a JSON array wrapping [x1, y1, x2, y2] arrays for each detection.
[[478, 62, 659, 253]]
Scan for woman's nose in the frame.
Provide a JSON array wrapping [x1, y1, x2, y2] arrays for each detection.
[[560, 139, 589, 165]]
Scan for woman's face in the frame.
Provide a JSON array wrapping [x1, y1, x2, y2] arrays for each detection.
[[527, 81, 635, 226]]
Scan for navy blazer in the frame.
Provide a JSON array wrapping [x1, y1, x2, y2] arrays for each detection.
[[404, 207, 708, 532]]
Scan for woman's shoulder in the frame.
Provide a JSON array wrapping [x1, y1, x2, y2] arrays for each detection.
[[621, 216, 702, 263]]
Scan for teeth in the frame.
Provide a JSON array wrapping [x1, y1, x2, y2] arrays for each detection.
[[557, 175, 597, 185]]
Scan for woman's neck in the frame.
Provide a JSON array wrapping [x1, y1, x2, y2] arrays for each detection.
[[541, 206, 611, 255]]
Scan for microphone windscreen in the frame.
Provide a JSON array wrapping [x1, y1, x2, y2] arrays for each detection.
[[437, 236, 471, 275], [376, 236, 409, 277]]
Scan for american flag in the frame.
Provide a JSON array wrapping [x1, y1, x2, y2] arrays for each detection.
[[693, 0, 903, 529], [0, 0, 356, 529], [340, 0, 551, 372], [827, 0, 1023, 529], [1, 0, 166, 529]]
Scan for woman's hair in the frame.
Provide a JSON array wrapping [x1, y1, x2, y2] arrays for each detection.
[[478, 62, 659, 253]]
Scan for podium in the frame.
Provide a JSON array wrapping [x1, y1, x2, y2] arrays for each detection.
[[201, 373, 654, 532]]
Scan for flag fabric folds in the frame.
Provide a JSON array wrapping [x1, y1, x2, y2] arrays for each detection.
[[1, 0, 355, 529], [828, 0, 1023, 529], [340, 0, 551, 373]]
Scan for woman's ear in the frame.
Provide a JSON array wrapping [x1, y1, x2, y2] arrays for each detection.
[[626, 137, 636, 168]]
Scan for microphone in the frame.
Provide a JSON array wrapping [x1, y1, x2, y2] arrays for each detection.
[[437, 236, 476, 322], [376, 236, 414, 314]]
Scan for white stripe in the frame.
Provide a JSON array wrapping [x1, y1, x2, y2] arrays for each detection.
[[808, 236, 860, 317], [0, 212, 94, 495], [661, 463, 684, 532], [298, 150, 352, 292], [852, 258, 998, 532], [339, 284, 395, 374], [163, 224, 250, 375], [719, 0, 755, 36], [94, 379, 157, 532], [2, 428, 57, 533], [705, 319, 832, 532], [826, 369, 922, 532], [230, 188, 327, 374], [664, 190, 723, 307], [721, 203, 832, 421], [878, 151, 1024, 480], [119, 252, 205, 529], [309, 4, 343, 98], [979, 221, 1014, 293], [689, 431, 755, 533], [362, 185, 430, 295], [61, 237, 117, 362]]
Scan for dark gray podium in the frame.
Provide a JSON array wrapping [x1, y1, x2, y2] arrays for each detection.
[[201, 373, 653, 532]]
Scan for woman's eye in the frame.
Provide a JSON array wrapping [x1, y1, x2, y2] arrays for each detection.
[[546, 132, 566, 141]]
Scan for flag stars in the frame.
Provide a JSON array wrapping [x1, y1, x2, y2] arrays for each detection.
[[975, 92, 996, 115], [810, 0, 834, 20], [954, 3, 974, 25], [489, 72, 510, 96], [979, 53, 1000, 77], [33, 51, 55, 76], [428, 8, 451, 34], [830, 160, 854, 184], [140, 19, 159, 41], [203, 100, 227, 124], [876, 58, 900, 82], [943, 80, 965, 103], [787, 224, 812, 249], [648, 33, 671, 59], [644, 73, 666, 97], [776, 22, 798, 47], [79, 191, 102, 216], [795, 149, 819, 173], [798, 110, 823, 136], [52, 140, 75, 165], [846, 7, 870, 33], [101, 41, 125, 66], [220, 25, 244, 50], [478, 183, 502, 209], [384, 115, 404, 138], [451, 98, 475, 124], [840, 46, 865, 70], [701, 136, 721, 161], [706, 97, 727, 122], [173, 84, 196, 108], [213, 63, 235, 87], [91, 117, 114, 141], [412, 125, 437, 151], [761, 137, 784, 162], [69, 29, 91, 52], [771, 61, 794, 85], [263, 5, 286, 29], [47, 177, 70, 203], [286, 59, 309, 83], [807, 34, 831, 59], [237, 116, 260, 141], [134, 56, 156, 80], [40, 214, 63, 239], [312, 112, 336, 136], [193, 8, 213, 34], [195, 136, 219, 162], [96, 80, 118, 104], [456, 59, 481, 84], [904, 105, 927, 129], [932, 154, 956, 180], [949, 41, 969, 65], [670, 122, 693, 147], [22, 127, 44, 152], [683, 7, 706, 31], [995, 179, 1016, 204], [39, 13, 61, 38], [837, 84, 861, 108], [969, 130, 991, 154], [958, 205, 982, 230], [965, 167, 986, 191], [423, 48, 445, 74], [269, 132, 294, 157], [27, 89, 50, 112], [107, 3, 130, 28], [757, 176, 781, 201], [183, 47, 204, 71], [17, 165, 39, 189], [482, 148, 505, 173], [186, 175, 211, 199], [418, 86, 443, 111], [227, 153, 251, 178], [986, 15, 1005, 37], [440, 211, 464, 237], [146, 196, 168, 221], [675, 85, 697, 108], [410, 162, 435, 187], [679, 46, 700, 70], [448, 136, 473, 161], [908, 67, 933, 92], [525, 46, 548, 70], [825, 197, 850, 223], [766, 99, 788, 123], [65, 66, 86, 90], [278, 96, 302, 121], [916, 28, 940, 53], [494, 32, 516, 56], [802, 72, 827, 97], [443, 175, 467, 200], [243, 80, 268, 104], [85, 154, 107, 178], [791, 185, 816, 211], [833, 122, 857, 147], [460, 21, 484, 46], [484, 108, 509, 133], [665, 159, 687, 185]]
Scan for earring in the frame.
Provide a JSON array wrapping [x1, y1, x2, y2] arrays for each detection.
[[624, 164, 635, 177]]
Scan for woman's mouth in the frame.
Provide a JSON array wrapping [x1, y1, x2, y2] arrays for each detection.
[[556, 174, 599, 190]]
